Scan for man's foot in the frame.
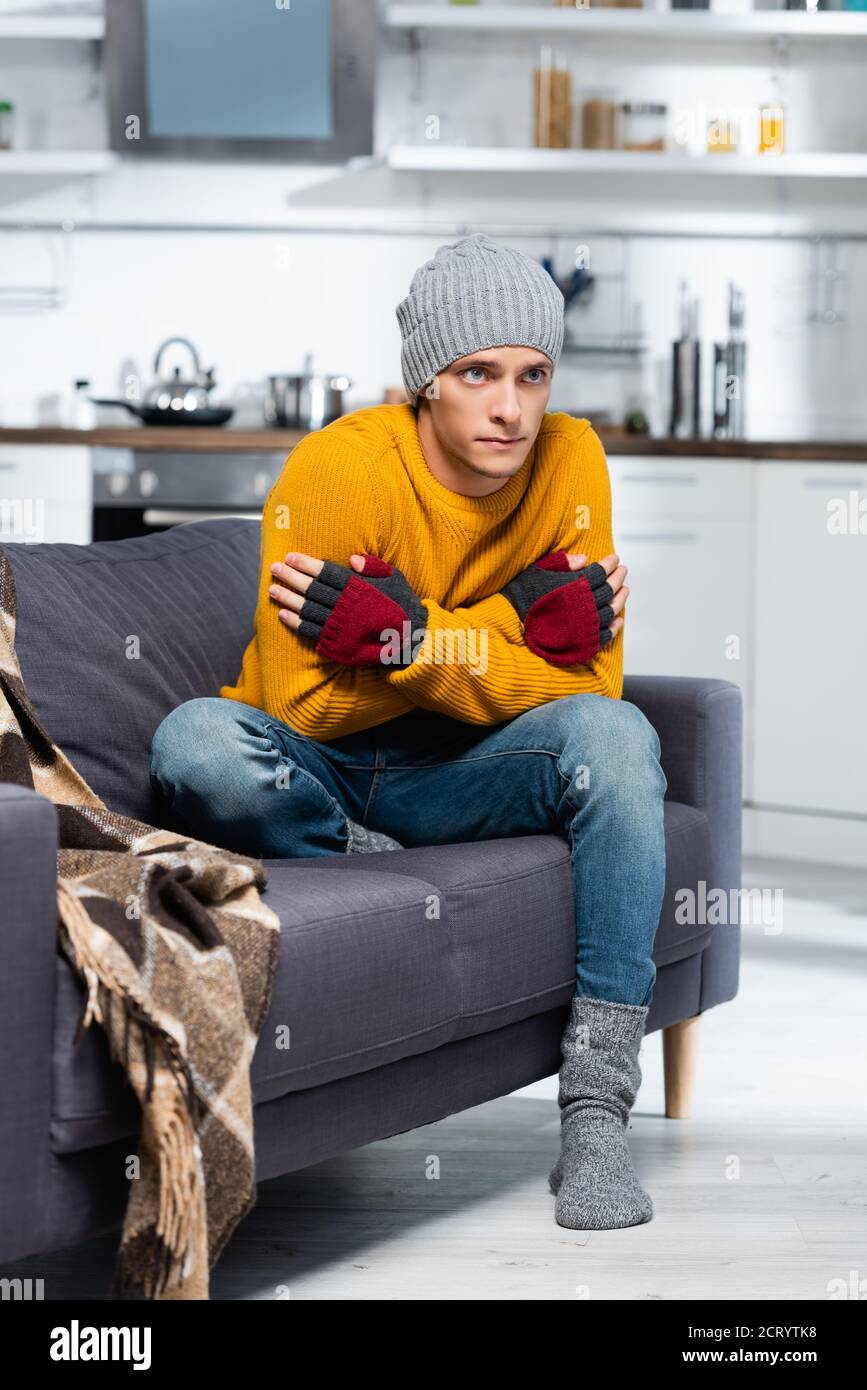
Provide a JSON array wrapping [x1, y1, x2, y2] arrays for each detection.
[[553, 1113, 653, 1229], [550, 994, 653, 1230], [548, 1155, 562, 1196], [345, 819, 404, 853]]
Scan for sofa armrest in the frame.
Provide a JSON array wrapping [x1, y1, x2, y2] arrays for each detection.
[[623, 676, 743, 1012], [0, 782, 59, 1263], [622, 673, 743, 898]]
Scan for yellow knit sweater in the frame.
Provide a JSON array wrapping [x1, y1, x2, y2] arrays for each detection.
[[219, 402, 623, 741]]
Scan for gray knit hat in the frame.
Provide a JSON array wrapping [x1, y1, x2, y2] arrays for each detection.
[[396, 233, 565, 405]]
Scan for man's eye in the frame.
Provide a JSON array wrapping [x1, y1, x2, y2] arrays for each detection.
[[461, 366, 546, 383]]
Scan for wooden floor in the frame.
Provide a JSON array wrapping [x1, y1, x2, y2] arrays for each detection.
[[9, 855, 867, 1300]]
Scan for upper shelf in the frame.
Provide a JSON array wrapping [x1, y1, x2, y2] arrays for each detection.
[[388, 146, 867, 179], [0, 151, 118, 175], [385, 3, 867, 41], [0, 12, 105, 39]]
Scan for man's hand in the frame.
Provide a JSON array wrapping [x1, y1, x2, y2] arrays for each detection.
[[556, 552, 628, 641], [268, 550, 366, 630], [268, 550, 427, 669], [499, 548, 629, 667]]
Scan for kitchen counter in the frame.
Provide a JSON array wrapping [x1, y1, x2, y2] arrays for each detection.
[[0, 426, 308, 451], [1, 426, 866, 460]]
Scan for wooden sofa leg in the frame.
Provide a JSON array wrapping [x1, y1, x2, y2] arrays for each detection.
[[662, 1015, 701, 1118]]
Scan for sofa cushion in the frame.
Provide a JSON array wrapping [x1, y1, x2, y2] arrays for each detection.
[[50, 809, 711, 1155], [282, 835, 581, 1047], [277, 801, 713, 991], [3, 519, 260, 823]]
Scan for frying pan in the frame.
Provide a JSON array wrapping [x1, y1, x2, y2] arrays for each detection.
[[88, 397, 235, 427]]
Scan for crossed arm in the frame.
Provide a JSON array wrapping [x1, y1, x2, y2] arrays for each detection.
[[269, 550, 625, 728], [255, 432, 625, 742]]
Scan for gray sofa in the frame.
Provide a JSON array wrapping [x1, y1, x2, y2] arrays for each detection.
[[0, 518, 742, 1268]]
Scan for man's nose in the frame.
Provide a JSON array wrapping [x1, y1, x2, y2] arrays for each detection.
[[491, 391, 521, 423]]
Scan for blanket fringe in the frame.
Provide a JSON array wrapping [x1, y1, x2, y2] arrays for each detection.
[[58, 880, 205, 1298]]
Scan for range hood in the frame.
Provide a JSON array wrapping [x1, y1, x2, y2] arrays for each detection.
[[105, 0, 376, 163]]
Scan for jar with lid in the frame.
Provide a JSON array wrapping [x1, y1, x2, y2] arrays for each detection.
[[581, 88, 619, 150], [71, 380, 97, 429], [758, 102, 785, 154], [0, 101, 14, 151], [706, 111, 739, 154], [620, 102, 667, 152], [533, 47, 572, 149]]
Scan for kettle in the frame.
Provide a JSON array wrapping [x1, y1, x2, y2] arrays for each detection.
[[143, 336, 218, 415], [89, 336, 235, 427]]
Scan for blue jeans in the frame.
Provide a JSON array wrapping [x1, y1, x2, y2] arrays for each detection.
[[149, 693, 667, 1007]]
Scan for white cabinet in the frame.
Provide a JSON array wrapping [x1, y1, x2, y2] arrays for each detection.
[[753, 460, 867, 817], [614, 519, 752, 679], [607, 455, 754, 797], [0, 446, 92, 544], [607, 456, 753, 521], [604, 451, 866, 839]]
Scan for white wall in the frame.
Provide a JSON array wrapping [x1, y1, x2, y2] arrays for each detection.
[[1, 1, 866, 437]]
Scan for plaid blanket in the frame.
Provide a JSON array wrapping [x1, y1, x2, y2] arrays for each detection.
[[0, 548, 281, 1300]]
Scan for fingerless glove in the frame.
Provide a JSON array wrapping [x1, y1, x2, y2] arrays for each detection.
[[297, 554, 427, 668], [501, 549, 616, 667]]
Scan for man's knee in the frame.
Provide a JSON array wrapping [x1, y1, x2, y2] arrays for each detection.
[[555, 694, 665, 797], [150, 696, 234, 790], [553, 691, 658, 749], [612, 698, 662, 762]]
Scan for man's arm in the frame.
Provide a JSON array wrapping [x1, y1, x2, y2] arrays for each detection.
[[382, 425, 623, 720], [255, 433, 577, 741], [254, 436, 417, 741], [382, 588, 622, 723]]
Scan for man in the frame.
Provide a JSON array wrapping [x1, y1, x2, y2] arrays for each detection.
[[150, 232, 667, 1232]]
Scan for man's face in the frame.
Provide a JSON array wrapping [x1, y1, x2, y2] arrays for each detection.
[[417, 346, 552, 479]]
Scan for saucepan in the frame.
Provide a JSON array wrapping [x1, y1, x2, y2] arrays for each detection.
[[265, 356, 352, 430]]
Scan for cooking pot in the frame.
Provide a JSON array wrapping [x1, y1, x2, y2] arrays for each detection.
[[264, 363, 351, 430]]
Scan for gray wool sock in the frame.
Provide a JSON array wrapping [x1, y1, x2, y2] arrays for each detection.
[[548, 993, 653, 1230], [345, 819, 403, 853]]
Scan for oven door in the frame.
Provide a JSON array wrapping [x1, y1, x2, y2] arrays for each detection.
[[92, 448, 286, 541]]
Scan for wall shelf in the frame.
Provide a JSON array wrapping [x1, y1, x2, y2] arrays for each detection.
[[0, 151, 117, 175], [563, 337, 647, 358], [385, 3, 867, 42], [0, 13, 104, 40], [388, 146, 867, 180]]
